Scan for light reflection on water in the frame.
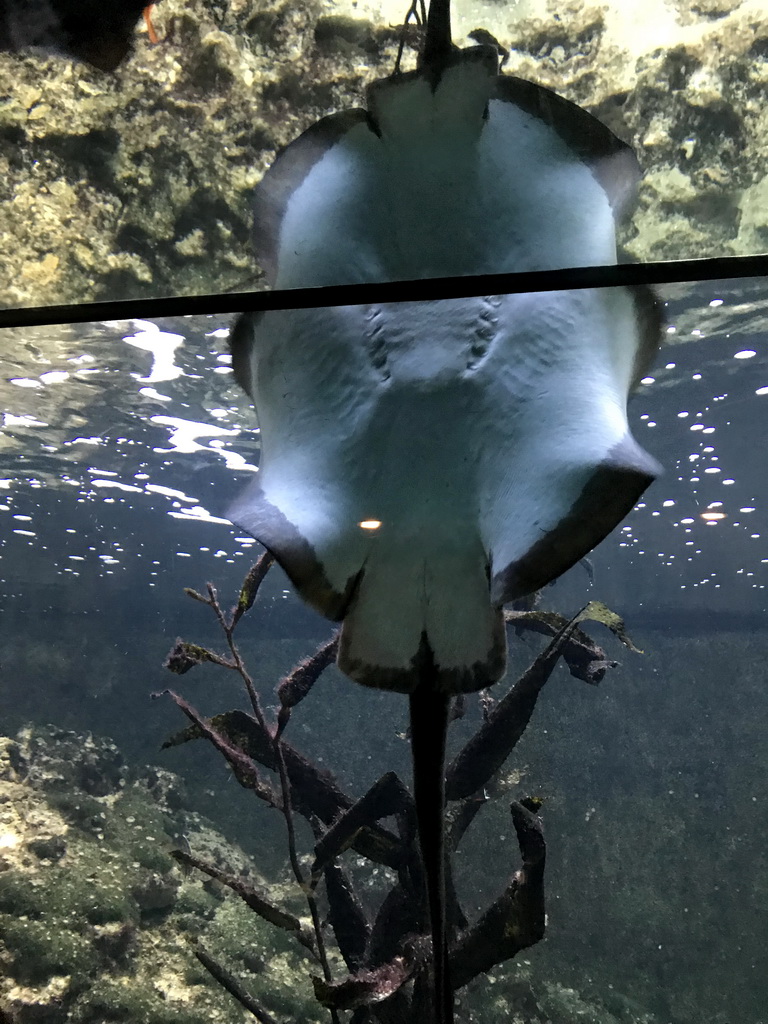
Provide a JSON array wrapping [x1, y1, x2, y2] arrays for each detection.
[[0, 313, 261, 586]]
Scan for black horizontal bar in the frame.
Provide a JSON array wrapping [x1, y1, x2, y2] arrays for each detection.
[[1, 252, 767, 330]]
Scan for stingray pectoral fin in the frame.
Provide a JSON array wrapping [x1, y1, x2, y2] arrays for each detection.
[[630, 285, 664, 387], [492, 76, 641, 220], [492, 435, 662, 604], [226, 479, 359, 621], [251, 108, 371, 285]]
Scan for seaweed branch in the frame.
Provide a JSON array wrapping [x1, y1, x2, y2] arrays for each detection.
[[177, 552, 340, 1022], [162, 559, 636, 1022]]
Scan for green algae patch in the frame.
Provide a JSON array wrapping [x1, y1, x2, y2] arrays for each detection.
[[70, 977, 223, 1024], [1, 916, 93, 984], [0, 726, 323, 1023]]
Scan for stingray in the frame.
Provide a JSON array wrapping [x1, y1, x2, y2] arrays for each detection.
[[227, 1, 661, 1020]]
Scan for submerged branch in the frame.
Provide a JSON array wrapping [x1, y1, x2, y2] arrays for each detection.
[[159, 691, 281, 808], [451, 800, 546, 989], [165, 707, 403, 869], [313, 948, 424, 1011], [312, 772, 412, 878], [277, 635, 339, 738], [170, 848, 309, 941], [446, 619, 578, 802], [324, 860, 371, 973], [232, 551, 275, 628], [194, 943, 283, 1024], [272, 721, 339, 1018], [165, 556, 632, 1022], [164, 639, 235, 674]]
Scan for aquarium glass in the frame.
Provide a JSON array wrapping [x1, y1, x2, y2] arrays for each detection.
[[0, 275, 766, 1022], [1, 0, 766, 310]]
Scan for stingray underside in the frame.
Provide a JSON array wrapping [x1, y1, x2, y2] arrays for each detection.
[[229, 286, 661, 695], [228, 45, 662, 694]]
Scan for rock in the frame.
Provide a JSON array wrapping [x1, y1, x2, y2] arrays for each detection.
[[1, 0, 763, 308]]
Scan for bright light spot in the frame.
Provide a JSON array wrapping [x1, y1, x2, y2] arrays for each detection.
[[138, 386, 172, 402], [124, 329, 185, 383], [145, 484, 195, 501], [756, 387, 768, 396], [92, 479, 143, 493], [9, 378, 42, 388], [666, 326, 677, 334], [640, 377, 655, 385], [663, 500, 675, 507], [151, 415, 239, 454], [39, 370, 69, 384], [723, 479, 735, 485], [704, 467, 721, 474], [734, 350, 756, 359], [359, 520, 382, 530], [701, 512, 726, 521], [169, 509, 232, 525], [680, 518, 695, 524], [740, 507, 755, 513], [709, 299, 723, 307]]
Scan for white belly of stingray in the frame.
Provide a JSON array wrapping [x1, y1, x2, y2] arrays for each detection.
[[231, 287, 657, 693], [274, 96, 618, 289]]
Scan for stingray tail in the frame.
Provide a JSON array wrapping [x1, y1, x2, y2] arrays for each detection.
[[410, 662, 454, 1024]]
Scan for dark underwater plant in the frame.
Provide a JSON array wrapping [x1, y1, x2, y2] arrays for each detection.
[[160, 554, 637, 1023]]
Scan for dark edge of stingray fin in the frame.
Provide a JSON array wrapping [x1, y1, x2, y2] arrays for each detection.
[[630, 285, 664, 387], [227, 477, 360, 622], [251, 108, 371, 285], [409, 637, 454, 1024], [492, 76, 641, 219], [492, 437, 662, 604], [229, 310, 263, 396]]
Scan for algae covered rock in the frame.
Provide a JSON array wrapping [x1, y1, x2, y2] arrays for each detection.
[[0, 726, 324, 1024], [0, 0, 766, 309]]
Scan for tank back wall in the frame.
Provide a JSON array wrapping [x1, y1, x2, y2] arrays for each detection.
[[0, 0, 766, 308]]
